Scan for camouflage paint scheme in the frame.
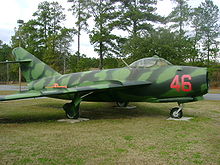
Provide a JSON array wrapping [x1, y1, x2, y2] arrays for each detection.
[[0, 47, 208, 118]]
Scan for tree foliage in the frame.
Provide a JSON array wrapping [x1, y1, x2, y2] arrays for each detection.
[[11, 1, 74, 72], [0, 41, 19, 82], [125, 28, 194, 65], [115, 0, 162, 36], [88, 0, 119, 69], [194, 0, 220, 65], [1, 0, 220, 80], [69, 0, 91, 62], [114, 0, 163, 58], [167, 0, 191, 36]]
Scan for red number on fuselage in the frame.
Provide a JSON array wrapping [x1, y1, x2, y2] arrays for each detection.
[[181, 75, 192, 92], [170, 75, 181, 92], [170, 75, 192, 92]]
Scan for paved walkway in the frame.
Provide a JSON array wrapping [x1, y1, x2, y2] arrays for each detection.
[[0, 85, 27, 91], [203, 93, 220, 101]]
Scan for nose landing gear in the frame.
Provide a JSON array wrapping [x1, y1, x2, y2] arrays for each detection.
[[170, 103, 183, 119]]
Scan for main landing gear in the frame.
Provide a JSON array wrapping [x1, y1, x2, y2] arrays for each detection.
[[63, 102, 80, 119], [116, 101, 129, 107], [63, 92, 93, 119], [63, 95, 82, 119], [170, 103, 184, 119]]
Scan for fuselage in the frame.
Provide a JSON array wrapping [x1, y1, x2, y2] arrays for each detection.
[[27, 65, 208, 103]]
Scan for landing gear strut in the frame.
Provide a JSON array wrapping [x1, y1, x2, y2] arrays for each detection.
[[63, 95, 82, 119], [63, 102, 80, 119], [63, 92, 93, 119], [170, 103, 183, 119]]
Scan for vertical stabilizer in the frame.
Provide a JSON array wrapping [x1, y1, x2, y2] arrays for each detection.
[[12, 47, 61, 83]]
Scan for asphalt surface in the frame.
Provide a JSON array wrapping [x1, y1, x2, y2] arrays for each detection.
[[0, 85, 27, 91], [203, 93, 220, 101], [0, 85, 220, 100]]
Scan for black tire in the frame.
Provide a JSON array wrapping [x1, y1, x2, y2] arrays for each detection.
[[65, 110, 79, 119], [116, 101, 128, 107], [63, 103, 80, 119], [170, 107, 183, 119]]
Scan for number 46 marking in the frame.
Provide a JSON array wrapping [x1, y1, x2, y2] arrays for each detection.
[[170, 75, 192, 92]]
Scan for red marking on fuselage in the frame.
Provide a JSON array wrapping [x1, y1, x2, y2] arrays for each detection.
[[47, 83, 67, 88], [170, 75, 192, 92]]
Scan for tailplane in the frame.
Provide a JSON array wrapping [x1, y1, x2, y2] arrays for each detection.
[[12, 47, 61, 83]]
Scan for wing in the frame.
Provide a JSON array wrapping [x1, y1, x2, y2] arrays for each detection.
[[0, 90, 42, 101], [0, 80, 151, 101]]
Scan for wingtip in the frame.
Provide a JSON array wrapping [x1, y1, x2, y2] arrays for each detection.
[[0, 96, 6, 101]]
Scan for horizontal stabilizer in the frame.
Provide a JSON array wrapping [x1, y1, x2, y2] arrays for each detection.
[[0, 60, 32, 64]]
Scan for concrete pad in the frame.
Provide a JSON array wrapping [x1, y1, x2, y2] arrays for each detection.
[[57, 118, 89, 123], [114, 106, 136, 109], [167, 117, 193, 121]]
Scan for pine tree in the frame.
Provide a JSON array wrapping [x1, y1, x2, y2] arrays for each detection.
[[196, 0, 220, 65], [57, 28, 74, 74], [115, 0, 162, 58], [116, 0, 161, 36], [167, 0, 191, 36], [33, 1, 66, 55], [68, 0, 91, 63], [33, 1, 68, 69], [88, 0, 118, 69]]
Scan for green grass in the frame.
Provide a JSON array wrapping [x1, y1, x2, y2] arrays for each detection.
[[0, 99, 220, 165], [0, 91, 17, 95]]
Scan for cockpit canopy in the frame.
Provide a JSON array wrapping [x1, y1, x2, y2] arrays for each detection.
[[129, 56, 172, 68]]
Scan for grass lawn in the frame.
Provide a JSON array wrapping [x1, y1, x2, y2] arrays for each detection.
[[0, 91, 18, 95], [0, 99, 220, 165]]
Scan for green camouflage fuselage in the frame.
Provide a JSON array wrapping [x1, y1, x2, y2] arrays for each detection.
[[1, 48, 208, 104], [0, 48, 209, 120], [28, 65, 208, 103]]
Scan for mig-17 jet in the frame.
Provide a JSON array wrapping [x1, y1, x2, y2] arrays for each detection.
[[0, 47, 208, 119]]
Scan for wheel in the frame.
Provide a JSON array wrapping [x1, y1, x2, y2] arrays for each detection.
[[65, 110, 79, 119], [170, 107, 183, 119], [63, 103, 80, 119], [116, 101, 128, 107]]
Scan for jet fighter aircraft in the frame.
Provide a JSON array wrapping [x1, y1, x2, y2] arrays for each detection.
[[0, 47, 208, 119]]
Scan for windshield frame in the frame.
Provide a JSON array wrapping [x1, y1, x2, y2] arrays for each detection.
[[129, 57, 172, 68]]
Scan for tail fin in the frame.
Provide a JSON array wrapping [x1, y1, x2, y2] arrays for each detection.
[[12, 47, 61, 83]]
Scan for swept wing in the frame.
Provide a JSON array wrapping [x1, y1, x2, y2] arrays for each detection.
[[0, 80, 152, 101]]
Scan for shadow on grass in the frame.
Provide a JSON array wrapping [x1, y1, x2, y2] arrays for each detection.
[[0, 113, 65, 124], [80, 102, 169, 120], [0, 102, 170, 124]]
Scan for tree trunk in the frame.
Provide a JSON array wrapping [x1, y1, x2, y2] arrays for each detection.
[[207, 34, 210, 66], [99, 41, 103, 70], [77, 1, 81, 63]]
